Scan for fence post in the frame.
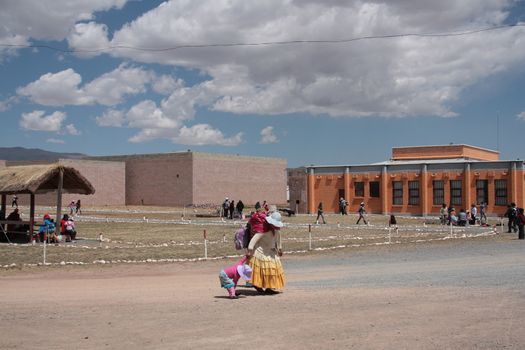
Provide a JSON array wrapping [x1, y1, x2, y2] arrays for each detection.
[[204, 229, 208, 260], [388, 227, 392, 244], [308, 224, 312, 251], [500, 218, 504, 234]]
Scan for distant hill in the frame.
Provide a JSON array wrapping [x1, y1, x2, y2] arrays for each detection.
[[0, 147, 87, 161]]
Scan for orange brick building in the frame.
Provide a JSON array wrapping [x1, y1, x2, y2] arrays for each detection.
[[288, 144, 523, 216]]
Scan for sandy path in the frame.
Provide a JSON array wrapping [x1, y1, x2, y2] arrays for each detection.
[[1, 239, 524, 349]]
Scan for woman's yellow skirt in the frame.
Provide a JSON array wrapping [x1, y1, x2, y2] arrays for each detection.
[[249, 252, 285, 289]]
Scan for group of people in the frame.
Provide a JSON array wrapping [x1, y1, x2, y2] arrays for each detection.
[[68, 200, 82, 215], [316, 200, 368, 225], [219, 204, 285, 299], [504, 202, 525, 239], [221, 198, 245, 219], [439, 202, 488, 226], [37, 213, 77, 243]]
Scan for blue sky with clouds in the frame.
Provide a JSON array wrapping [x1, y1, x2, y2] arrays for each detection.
[[1, 0, 525, 167]]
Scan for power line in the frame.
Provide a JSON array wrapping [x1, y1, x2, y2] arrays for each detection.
[[0, 23, 524, 54]]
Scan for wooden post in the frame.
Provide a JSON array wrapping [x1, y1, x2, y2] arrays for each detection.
[[29, 194, 35, 243], [56, 168, 63, 224]]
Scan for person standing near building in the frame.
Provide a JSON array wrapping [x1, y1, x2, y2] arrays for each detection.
[[229, 200, 235, 219], [356, 202, 367, 225], [517, 208, 525, 240], [440, 203, 448, 225], [75, 199, 82, 215], [470, 203, 477, 225], [236, 200, 245, 219], [339, 197, 348, 215], [316, 202, 326, 224], [11, 194, 18, 208], [479, 202, 487, 225], [505, 203, 517, 233], [222, 198, 229, 218]]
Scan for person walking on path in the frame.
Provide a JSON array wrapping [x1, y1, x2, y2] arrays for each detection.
[[470, 204, 478, 225], [516, 208, 525, 240], [248, 211, 285, 294], [480, 201, 487, 225], [505, 203, 517, 233], [356, 202, 368, 225], [236, 200, 245, 219], [222, 198, 230, 218], [316, 202, 326, 224], [229, 200, 235, 220], [440, 203, 448, 225], [75, 199, 82, 215], [11, 195, 18, 208], [339, 197, 348, 215]]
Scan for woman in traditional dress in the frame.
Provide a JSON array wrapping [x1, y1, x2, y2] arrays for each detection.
[[247, 211, 285, 294]]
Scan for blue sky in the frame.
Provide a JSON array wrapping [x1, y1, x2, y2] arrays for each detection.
[[1, 0, 525, 167]]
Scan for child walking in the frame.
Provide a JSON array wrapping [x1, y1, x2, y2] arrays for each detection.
[[219, 256, 252, 299]]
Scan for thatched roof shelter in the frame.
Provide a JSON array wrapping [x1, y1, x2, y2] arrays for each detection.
[[0, 164, 95, 243], [0, 164, 95, 195]]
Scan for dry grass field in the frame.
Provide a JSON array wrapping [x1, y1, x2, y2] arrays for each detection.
[[0, 205, 499, 268]]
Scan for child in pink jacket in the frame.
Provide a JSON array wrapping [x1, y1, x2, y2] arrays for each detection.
[[219, 256, 252, 299]]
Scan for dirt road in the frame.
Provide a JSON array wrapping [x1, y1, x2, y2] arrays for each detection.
[[1, 238, 524, 349]]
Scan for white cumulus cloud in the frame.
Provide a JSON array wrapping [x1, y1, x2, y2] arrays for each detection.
[[517, 111, 525, 120], [260, 126, 279, 144], [0, 0, 128, 60], [17, 64, 156, 106], [104, 0, 525, 118], [63, 123, 81, 135], [174, 124, 243, 146], [67, 22, 111, 58], [96, 109, 126, 127], [20, 110, 66, 131]]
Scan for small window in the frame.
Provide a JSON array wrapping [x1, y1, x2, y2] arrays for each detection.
[[433, 180, 444, 205], [369, 181, 380, 198], [355, 182, 364, 197], [408, 181, 420, 205], [495, 179, 507, 206], [450, 180, 462, 206], [392, 181, 403, 205]]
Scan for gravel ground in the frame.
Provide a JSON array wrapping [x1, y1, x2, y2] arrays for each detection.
[[1, 236, 524, 349]]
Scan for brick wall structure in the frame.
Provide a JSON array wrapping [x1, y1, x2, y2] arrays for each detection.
[[193, 153, 287, 206], [90, 152, 287, 207]]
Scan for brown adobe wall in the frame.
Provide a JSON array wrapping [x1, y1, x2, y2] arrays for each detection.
[[192, 153, 287, 207], [121, 153, 193, 206]]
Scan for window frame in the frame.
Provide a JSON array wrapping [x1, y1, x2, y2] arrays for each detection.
[[494, 179, 507, 206], [432, 180, 444, 206], [354, 181, 365, 197], [408, 180, 420, 205], [369, 181, 380, 198], [392, 181, 403, 205], [450, 180, 462, 206]]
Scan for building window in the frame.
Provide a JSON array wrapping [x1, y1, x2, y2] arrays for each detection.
[[476, 180, 488, 205], [450, 180, 462, 206], [369, 181, 380, 198], [408, 181, 420, 205], [392, 181, 403, 205], [495, 179, 507, 206], [338, 189, 345, 201], [433, 180, 444, 205], [355, 182, 364, 197]]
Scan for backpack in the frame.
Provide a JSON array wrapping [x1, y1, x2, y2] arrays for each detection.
[[234, 228, 246, 250]]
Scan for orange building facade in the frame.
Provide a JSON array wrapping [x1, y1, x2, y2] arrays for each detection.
[[288, 145, 524, 216]]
